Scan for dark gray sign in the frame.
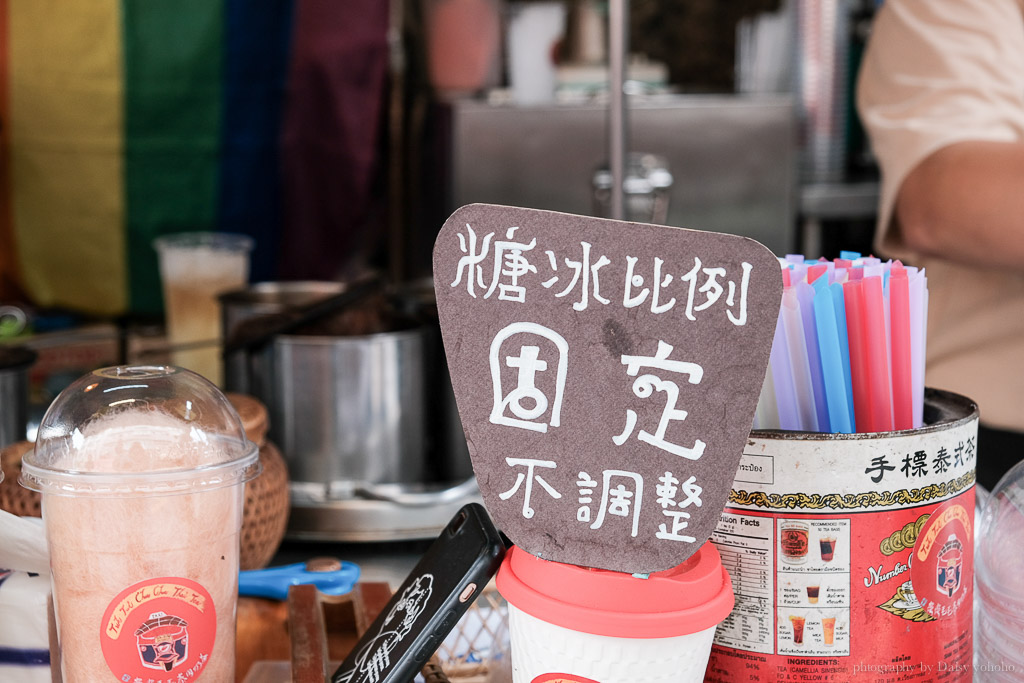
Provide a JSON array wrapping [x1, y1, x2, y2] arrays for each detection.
[[434, 204, 781, 573]]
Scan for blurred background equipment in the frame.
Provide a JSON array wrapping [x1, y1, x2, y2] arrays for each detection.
[[0, 345, 35, 448]]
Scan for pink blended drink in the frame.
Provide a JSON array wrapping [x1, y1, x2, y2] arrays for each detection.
[[21, 366, 260, 683]]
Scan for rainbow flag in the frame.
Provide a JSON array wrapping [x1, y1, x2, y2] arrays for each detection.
[[0, 0, 389, 316]]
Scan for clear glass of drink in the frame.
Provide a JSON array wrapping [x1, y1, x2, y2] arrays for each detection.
[[154, 232, 253, 386], [20, 366, 260, 683]]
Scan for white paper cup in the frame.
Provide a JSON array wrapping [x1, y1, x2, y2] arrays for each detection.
[[497, 543, 733, 683], [508, 603, 717, 683]]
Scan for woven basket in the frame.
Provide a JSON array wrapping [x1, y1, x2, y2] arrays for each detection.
[[228, 392, 270, 448], [228, 393, 290, 570], [241, 440, 290, 570], [0, 440, 39, 517]]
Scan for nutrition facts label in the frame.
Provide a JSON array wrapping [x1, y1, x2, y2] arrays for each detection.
[[712, 513, 774, 654]]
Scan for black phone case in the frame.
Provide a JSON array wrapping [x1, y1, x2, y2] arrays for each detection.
[[331, 503, 506, 683]]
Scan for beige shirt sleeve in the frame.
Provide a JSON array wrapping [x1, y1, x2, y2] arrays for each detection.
[[856, 0, 1024, 257]]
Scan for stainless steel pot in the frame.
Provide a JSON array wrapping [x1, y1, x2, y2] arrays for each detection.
[[220, 283, 428, 492], [265, 327, 428, 493], [221, 281, 345, 394]]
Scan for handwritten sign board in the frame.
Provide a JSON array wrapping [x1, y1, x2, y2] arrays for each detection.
[[434, 204, 781, 573]]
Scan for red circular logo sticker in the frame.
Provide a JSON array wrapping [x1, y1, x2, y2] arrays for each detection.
[[910, 499, 973, 620], [100, 577, 217, 681], [532, 675, 601, 683]]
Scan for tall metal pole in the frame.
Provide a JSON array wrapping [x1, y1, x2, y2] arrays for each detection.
[[609, 0, 628, 221]]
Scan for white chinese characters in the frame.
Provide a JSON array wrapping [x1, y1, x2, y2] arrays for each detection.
[[489, 322, 568, 433], [499, 458, 561, 519], [613, 340, 707, 460], [449, 223, 752, 325]]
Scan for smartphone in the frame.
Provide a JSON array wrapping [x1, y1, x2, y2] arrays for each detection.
[[331, 503, 506, 683]]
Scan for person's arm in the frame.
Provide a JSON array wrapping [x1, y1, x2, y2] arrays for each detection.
[[857, 0, 1024, 266], [896, 140, 1024, 269]]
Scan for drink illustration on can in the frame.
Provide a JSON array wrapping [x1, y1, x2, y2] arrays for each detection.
[[819, 536, 837, 562], [822, 617, 836, 646], [780, 521, 810, 565], [788, 615, 806, 644]]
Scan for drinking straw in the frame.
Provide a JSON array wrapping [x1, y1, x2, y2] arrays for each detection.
[[755, 363, 780, 430], [830, 281, 856, 430], [770, 311, 801, 430], [757, 252, 930, 436], [910, 270, 927, 428], [861, 276, 894, 432], [807, 263, 828, 284], [782, 289, 819, 431], [813, 277, 852, 433], [843, 279, 872, 432], [822, 259, 836, 281], [797, 282, 830, 431], [863, 264, 886, 280], [889, 265, 913, 430], [882, 268, 893, 411]]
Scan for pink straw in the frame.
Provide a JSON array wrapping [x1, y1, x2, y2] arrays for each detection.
[[843, 280, 872, 432], [862, 276, 893, 432], [889, 265, 913, 430]]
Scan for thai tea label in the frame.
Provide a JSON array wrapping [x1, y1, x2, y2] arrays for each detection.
[[100, 577, 216, 682]]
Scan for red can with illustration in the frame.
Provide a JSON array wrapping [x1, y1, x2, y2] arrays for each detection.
[[706, 390, 978, 682]]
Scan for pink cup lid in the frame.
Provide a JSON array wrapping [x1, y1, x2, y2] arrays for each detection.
[[496, 542, 734, 639]]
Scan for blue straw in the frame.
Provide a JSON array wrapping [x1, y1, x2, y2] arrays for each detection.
[[830, 282, 856, 430], [813, 277, 853, 433]]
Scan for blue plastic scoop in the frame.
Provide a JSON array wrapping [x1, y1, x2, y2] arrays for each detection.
[[239, 557, 360, 600]]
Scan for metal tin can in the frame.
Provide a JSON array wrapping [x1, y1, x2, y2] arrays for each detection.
[[707, 389, 977, 682]]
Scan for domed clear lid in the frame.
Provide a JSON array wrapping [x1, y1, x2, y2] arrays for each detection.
[[977, 458, 1024, 609], [21, 366, 260, 496]]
